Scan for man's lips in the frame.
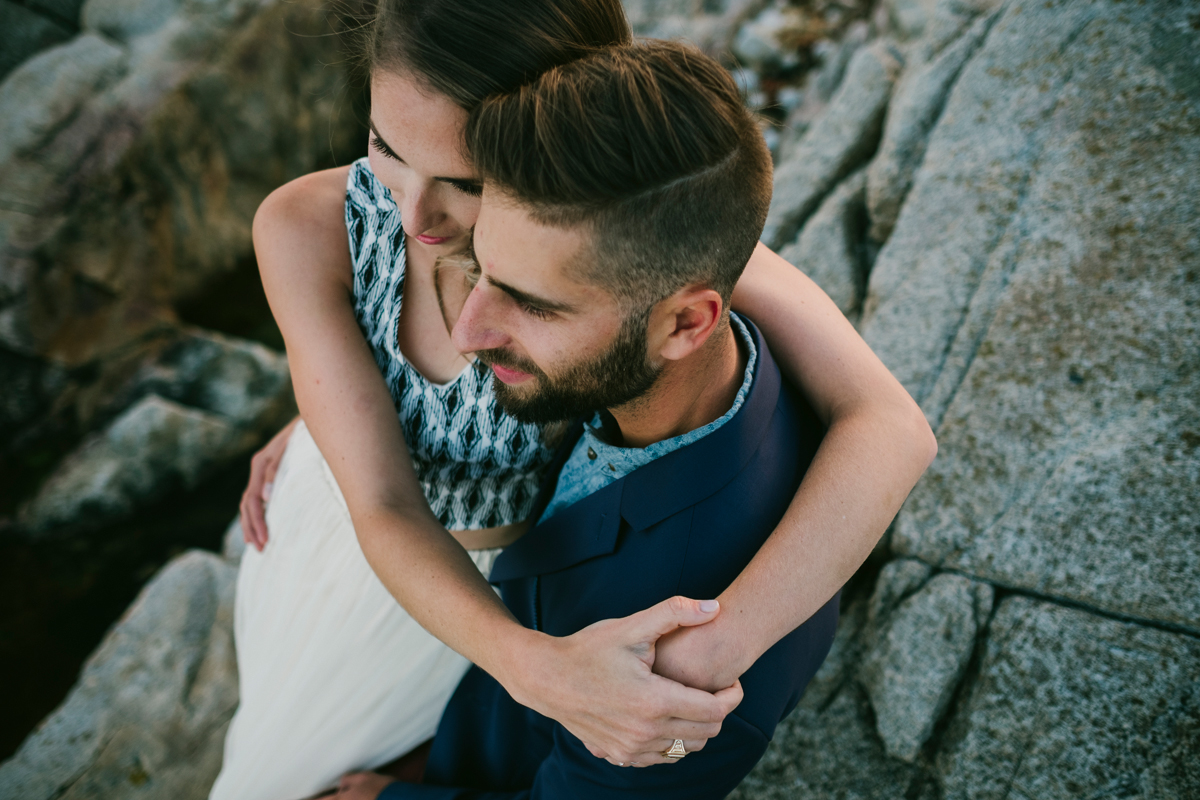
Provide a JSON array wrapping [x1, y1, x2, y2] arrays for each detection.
[[490, 363, 533, 384]]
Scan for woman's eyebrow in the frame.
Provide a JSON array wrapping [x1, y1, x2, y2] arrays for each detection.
[[368, 119, 481, 187]]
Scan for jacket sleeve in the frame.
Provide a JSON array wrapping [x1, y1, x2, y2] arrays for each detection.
[[377, 712, 769, 800]]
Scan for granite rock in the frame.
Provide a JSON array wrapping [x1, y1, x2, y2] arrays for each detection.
[[0, 1, 75, 82], [778, 169, 868, 319], [0, 550, 238, 800], [18, 394, 252, 535], [866, 5, 999, 242], [116, 328, 293, 428], [762, 39, 902, 250], [860, 573, 993, 762], [936, 596, 1200, 798], [866, 557, 933, 628], [221, 516, 245, 563], [0, 33, 127, 167], [81, 0, 184, 42], [862, 0, 1200, 630], [0, 0, 360, 373]]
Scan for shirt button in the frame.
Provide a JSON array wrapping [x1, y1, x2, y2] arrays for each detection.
[[587, 447, 597, 460], [608, 464, 615, 471]]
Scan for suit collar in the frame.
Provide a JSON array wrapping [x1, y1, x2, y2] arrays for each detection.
[[491, 318, 780, 583]]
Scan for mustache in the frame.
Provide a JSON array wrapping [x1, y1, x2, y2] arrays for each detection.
[[473, 347, 544, 377]]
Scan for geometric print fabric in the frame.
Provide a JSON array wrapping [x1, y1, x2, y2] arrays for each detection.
[[345, 158, 557, 531]]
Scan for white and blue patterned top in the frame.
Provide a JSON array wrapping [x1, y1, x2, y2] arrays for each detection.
[[539, 313, 758, 523], [344, 158, 557, 531]]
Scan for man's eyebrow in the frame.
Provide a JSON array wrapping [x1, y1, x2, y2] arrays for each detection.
[[367, 119, 481, 188], [485, 274, 577, 314]]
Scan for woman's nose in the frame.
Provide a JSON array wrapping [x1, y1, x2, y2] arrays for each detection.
[[401, 182, 442, 235]]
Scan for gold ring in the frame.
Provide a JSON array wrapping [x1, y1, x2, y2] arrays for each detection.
[[663, 739, 688, 759]]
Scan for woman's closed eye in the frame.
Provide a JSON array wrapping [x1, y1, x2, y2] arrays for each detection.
[[370, 134, 400, 161], [445, 179, 483, 197], [370, 135, 481, 196]]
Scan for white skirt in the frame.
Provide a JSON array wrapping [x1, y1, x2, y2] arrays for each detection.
[[209, 421, 500, 800]]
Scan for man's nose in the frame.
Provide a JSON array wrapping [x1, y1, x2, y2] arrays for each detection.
[[452, 281, 508, 355]]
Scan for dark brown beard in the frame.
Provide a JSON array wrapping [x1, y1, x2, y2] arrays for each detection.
[[476, 309, 660, 424]]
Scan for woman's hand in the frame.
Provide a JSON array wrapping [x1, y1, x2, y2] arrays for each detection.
[[239, 416, 301, 551], [332, 771, 395, 799], [502, 596, 742, 767]]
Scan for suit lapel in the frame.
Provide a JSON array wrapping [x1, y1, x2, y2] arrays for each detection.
[[489, 481, 624, 582]]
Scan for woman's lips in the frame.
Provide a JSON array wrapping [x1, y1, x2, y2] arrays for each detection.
[[414, 233, 453, 246], [490, 363, 533, 384]]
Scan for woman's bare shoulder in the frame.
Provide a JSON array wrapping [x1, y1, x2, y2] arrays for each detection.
[[256, 165, 353, 235], [253, 166, 354, 286]]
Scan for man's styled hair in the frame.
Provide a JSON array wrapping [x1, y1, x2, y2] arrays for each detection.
[[465, 40, 773, 312]]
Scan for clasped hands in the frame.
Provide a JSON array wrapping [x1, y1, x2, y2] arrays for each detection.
[[501, 595, 746, 767], [334, 596, 745, 798]]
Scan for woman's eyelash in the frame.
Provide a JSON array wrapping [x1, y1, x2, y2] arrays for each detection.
[[371, 136, 481, 196], [370, 135, 398, 160], [448, 181, 483, 197]]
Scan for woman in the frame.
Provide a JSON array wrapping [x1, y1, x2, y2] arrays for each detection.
[[215, 1, 936, 798]]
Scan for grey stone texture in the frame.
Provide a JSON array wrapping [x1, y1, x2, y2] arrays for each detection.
[[18, 329, 292, 535], [862, 0, 1200, 631], [937, 597, 1200, 799], [866, 3, 1000, 242], [0, 1, 75, 83], [861, 573, 993, 761], [0, 34, 127, 168], [762, 39, 903, 250], [0, 550, 238, 800], [18, 394, 251, 534], [778, 169, 868, 319], [81, 0, 184, 42], [6, 0, 1200, 795], [0, 0, 359, 422]]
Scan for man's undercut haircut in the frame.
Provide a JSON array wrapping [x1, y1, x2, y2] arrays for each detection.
[[367, 0, 632, 111], [465, 40, 773, 312]]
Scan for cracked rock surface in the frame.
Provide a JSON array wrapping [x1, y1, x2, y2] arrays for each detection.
[[3, 0, 1198, 796], [0, 550, 238, 800]]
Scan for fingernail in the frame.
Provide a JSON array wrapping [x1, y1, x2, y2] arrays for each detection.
[[262, 482, 273, 502], [699, 599, 719, 613]]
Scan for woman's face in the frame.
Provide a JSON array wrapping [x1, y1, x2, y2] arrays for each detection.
[[367, 69, 482, 254]]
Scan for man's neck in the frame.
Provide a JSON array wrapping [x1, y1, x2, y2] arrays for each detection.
[[606, 321, 746, 449]]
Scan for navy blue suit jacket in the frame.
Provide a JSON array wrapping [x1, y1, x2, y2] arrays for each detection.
[[381, 319, 839, 799]]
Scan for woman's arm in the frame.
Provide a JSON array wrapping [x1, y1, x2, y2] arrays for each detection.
[[653, 243, 938, 690], [250, 168, 737, 765], [253, 167, 520, 665]]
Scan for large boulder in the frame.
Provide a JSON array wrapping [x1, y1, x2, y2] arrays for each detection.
[[0, 550, 239, 800], [860, 572, 993, 762], [762, 39, 903, 250], [0, 0, 77, 82], [861, 0, 1200, 631], [17, 329, 292, 536], [0, 0, 358, 488], [937, 597, 1200, 798], [0, 0, 361, 368], [737, 0, 1199, 795]]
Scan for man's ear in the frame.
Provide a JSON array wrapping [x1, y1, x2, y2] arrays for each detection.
[[650, 286, 725, 362]]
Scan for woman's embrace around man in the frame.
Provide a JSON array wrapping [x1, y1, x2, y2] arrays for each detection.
[[211, 1, 937, 798]]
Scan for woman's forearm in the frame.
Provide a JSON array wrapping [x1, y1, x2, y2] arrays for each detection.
[[656, 243, 937, 689]]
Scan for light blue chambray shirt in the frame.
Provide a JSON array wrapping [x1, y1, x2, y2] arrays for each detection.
[[538, 313, 758, 524]]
